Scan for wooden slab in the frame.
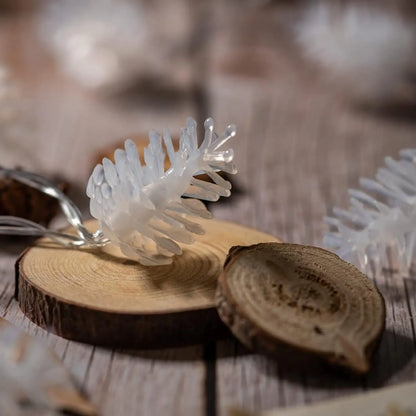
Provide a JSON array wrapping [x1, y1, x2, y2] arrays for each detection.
[[15, 218, 279, 348], [217, 243, 385, 374]]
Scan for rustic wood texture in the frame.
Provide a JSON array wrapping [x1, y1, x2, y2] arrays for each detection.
[[16, 219, 278, 348], [1, 2, 416, 415]]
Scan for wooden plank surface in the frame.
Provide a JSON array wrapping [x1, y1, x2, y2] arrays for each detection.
[[1, 2, 416, 416]]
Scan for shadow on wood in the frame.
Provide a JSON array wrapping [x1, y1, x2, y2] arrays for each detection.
[[367, 330, 415, 387], [355, 100, 416, 125], [104, 78, 193, 112], [215, 330, 414, 389], [0, 236, 37, 256]]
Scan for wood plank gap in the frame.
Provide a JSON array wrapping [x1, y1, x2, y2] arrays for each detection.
[[404, 278, 416, 348], [247, 97, 271, 230], [190, 0, 212, 133], [82, 346, 97, 389], [60, 341, 70, 361], [98, 349, 116, 402], [2, 293, 15, 316], [0, 281, 10, 302], [203, 341, 217, 416], [257, 94, 274, 234]]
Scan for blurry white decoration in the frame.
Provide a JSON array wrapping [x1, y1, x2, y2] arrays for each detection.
[[0, 66, 22, 139], [0, 67, 18, 127], [0, 318, 96, 415], [39, 0, 146, 89], [87, 117, 236, 265], [0, 66, 34, 170], [0, 117, 236, 266], [38, 0, 193, 90], [324, 149, 416, 277], [295, 3, 415, 101]]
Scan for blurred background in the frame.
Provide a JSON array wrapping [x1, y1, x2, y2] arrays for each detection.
[[1, 0, 416, 238], [2, 2, 416, 414]]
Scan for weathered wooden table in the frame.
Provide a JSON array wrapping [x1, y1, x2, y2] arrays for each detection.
[[1, 3, 416, 415]]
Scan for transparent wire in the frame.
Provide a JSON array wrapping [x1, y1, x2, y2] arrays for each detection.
[[1, 118, 236, 265], [0, 167, 108, 248]]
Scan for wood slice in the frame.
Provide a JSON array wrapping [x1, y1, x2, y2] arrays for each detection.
[[216, 243, 386, 373], [16, 219, 279, 348]]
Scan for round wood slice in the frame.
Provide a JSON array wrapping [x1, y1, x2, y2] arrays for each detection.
[[16, 219, 279, 348], [216, 243, 386, 373]]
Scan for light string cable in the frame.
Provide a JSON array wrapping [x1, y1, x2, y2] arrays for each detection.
[[0, 167, 109, 248]]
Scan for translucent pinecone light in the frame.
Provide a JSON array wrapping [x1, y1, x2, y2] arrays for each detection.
[[324, 149, 416, 276], [87, 117, 236, 266]]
